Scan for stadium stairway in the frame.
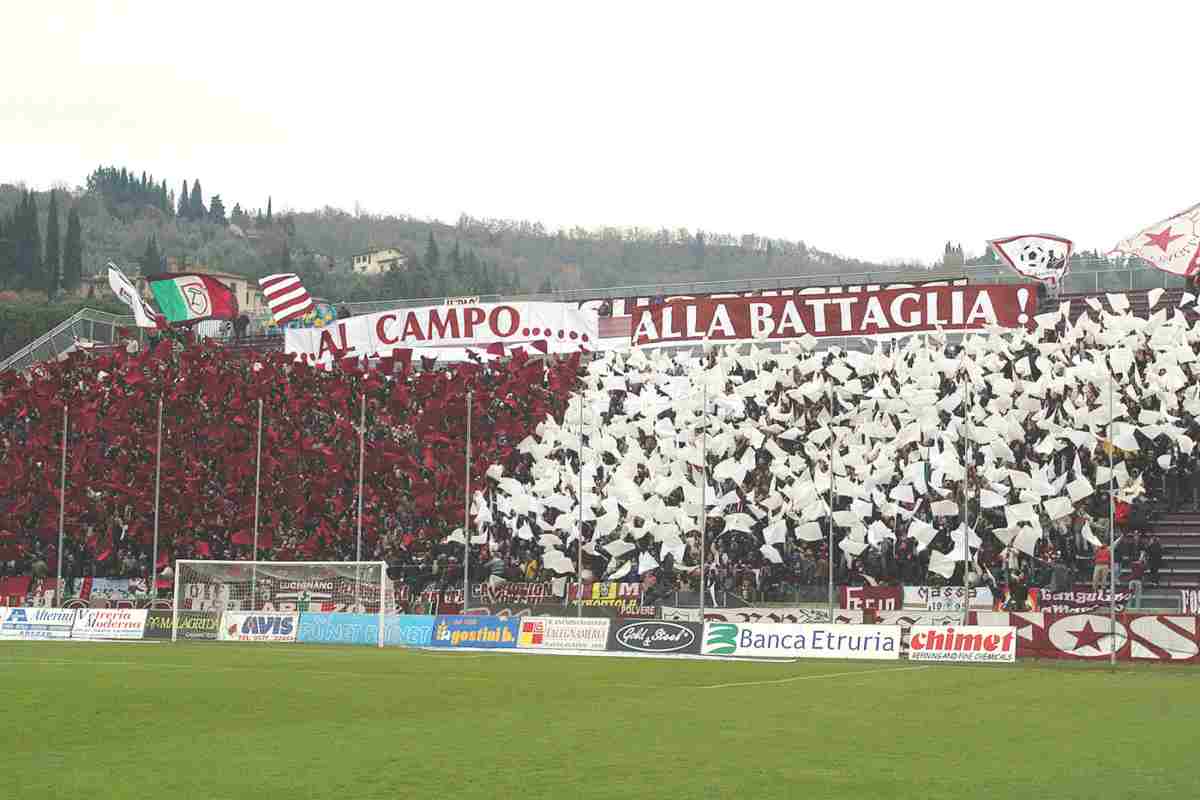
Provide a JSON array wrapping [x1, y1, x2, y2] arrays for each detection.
[[1143, 511, 1200, 589]]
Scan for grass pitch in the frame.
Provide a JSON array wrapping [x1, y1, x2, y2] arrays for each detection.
[[1, 642, 1197, 800]]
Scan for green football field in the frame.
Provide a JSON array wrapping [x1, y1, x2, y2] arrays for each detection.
[[1, 642, 1197, 800]]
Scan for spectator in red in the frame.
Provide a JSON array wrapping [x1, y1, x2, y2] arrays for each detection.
[[1092, 543, 1112, 591]]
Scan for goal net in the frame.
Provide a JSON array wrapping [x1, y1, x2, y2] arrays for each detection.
[[172, 561, 396, 644]]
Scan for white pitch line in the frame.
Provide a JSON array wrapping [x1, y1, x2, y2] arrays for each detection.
[[697, 664, 931, 690]]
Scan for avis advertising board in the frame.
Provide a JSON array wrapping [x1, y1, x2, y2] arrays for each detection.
[[631, 284, 1036, 346], [907, 625, 1016, 663], [701, 622, 901, 660], [72, 609, 148, 640], [219, 611, 299, 642]]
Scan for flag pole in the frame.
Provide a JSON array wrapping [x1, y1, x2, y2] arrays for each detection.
[[1108, 358, 1117, 668], [463, 390, 472, 612], [56, 405, 68, 606], [355, 392, 367, 610], [151, 395, 163, 603], [699, 380, 708, 618], [961, 365, 971, 627], [251, 397, 263, 611], [577, 399, 584, 619], [827, 379, 835, 625]]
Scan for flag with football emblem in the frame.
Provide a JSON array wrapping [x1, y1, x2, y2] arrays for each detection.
[[989, 234, 1073, 285], [1111, 202, 1200, 278], [147, 273, 239, 324], [258, 273, 315, 324]]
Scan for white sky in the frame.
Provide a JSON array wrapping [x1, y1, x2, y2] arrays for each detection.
[[2, 0, 1196, 264]]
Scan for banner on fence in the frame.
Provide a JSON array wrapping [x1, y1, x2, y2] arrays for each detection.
[[607, 620, 703, 655], [579, 276, 970, 326], [0, 607, 75, 640], [841, 586, 902, 611], [431, 615, 520, 649], [72, 609, 147, 640], [874, 611, 966, 628], [978, 612, 1200, 662], [631, 284, 1033, 346], [701, 622, 901, 660], [661, 607, 865, 625], [1182, 589, 1200, 615], [218, 611, 298, 642], [902, 586, 994, 611], [143, 610, 220, 640], [908, 625, 1016, 663], [1026, 589, 1132, 614], [286, 301, 599, 363], [517, 617, 610, 651]]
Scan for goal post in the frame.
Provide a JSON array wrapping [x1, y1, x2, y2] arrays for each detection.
[[172, 560, 395, 647]]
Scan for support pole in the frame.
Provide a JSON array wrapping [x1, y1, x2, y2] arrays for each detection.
[[464, 390, 472, 612], [577, 399, 585, 619], [700, 381, 708, 617], [1109, 362, 1117, 667], [355, 392, 366, 610], [151, 395, 163, 603], [56, 405, 68, 606], [251, 397, 263, 611], [827, 381, 835, 624]]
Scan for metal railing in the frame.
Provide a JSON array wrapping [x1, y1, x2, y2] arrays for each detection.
[[2, 259, 1184, 373]]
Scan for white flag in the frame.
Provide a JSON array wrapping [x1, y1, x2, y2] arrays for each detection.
[[989, 234, 1073, 285], [106, 263, 161, 329], [1111, 202, 1200, 278]]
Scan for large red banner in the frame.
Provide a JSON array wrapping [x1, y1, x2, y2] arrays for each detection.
[[976, 611, 1200, 663], [631, 283, 1037, 346]]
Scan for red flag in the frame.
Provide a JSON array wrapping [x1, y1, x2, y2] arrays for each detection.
[[258, 273, 315, 324]]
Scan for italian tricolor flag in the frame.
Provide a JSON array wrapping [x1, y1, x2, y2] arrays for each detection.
[[147, 273, 240, 324]]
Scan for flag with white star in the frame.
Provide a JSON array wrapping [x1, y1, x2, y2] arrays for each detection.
[[1111, 202, 1200, 277]]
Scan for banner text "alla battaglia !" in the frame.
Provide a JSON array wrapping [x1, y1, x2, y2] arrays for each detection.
[[631, 284, 1034, 345]]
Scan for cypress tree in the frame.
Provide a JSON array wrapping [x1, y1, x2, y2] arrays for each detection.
[[44, 189, 61, 299], [0, 214, 11, 290], [189, 180, 204, 219], [17, 191, 41, 291], [178, 180, 190, 218], [266, 196, 272, 223], [423, 231, 440, 272], [63, 206, 82, 293]]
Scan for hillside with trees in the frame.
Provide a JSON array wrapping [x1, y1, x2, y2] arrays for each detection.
[[0, 163, 1149, 362]]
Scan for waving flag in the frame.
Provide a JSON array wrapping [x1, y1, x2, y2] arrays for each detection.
[[147, 273, 239, 324], [106, 263, 163, 329], [989, 234, 1073, 285], [1111, 202, 1200, 277], [259, 273, 315, 324]]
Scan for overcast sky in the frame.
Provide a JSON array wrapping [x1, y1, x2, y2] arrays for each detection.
[[2, 1, 1196, 264]]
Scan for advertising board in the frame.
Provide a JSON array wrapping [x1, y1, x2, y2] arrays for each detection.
[[607, 620, 703, 655], [0, 607, 76, 640], [907, 625, 1016, 663], [516, 617, 610, 651], [701, 622, 901, 660], [143, 610, 220, 640], [430, 615, 519, 649], [218, 611, 299, 642], [72, 609, 148, 640]]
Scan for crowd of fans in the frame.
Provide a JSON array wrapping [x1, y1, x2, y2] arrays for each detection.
[[2, 290, 1199, 611]]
